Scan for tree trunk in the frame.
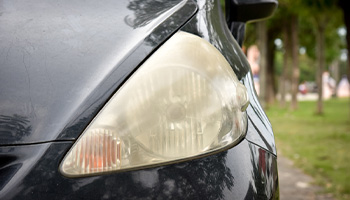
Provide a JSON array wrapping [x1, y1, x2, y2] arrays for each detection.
[[267, 28, 276, 105], [345, 13, 350, 82], [339, 0, 350, 115], [339, 0, 350, 75], [257, 21, 268, 108], [280, 22, 290, 108], [290, 15, 300, 110], [316, 23, 326, 115]]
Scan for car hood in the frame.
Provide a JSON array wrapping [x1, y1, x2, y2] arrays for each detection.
[[0, 0, 197, 145]]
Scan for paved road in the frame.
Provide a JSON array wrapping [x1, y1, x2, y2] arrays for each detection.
[[278, 155, 334, 200]]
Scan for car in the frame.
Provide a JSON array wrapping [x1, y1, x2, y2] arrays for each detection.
[[0, 0, 278, 199]]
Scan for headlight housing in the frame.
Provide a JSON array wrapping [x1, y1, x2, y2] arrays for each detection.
[[60, 31, 249, 177]]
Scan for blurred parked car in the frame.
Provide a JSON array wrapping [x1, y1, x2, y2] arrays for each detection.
[[0, 0, 278, 199], [305, 81, 318, 93]]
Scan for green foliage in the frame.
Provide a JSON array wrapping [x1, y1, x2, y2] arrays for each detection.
[[275, 51, 316, 83], [299, 0, 344, 64], [340, 60, 350, 78], [299, 54, 316, 82], [244, 0, 347, 87], [299, 13, 343, 64], [244, 23, 257, 48], [274, 51, 283, 76], [266, 99, 350, 200]]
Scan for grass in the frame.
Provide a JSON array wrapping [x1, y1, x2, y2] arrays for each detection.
[[265, 98, 350, 200]]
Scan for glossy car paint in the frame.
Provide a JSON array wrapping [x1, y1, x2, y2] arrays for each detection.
[[0, 0, 196, 145], [0, 0, 278, 199]]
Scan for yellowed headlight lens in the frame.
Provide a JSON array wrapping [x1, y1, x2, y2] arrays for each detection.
[[60, 31, 249, 177]]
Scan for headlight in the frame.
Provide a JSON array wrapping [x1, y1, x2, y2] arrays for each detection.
[[60, 31, 249, 177]]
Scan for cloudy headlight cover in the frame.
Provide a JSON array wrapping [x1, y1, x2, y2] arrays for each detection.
[[60, 31, 249, 177]]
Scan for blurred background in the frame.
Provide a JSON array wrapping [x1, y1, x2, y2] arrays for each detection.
[[224, 0, 350, 199]]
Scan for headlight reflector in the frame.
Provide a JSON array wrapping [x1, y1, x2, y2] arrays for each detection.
[[60, 31, 249, 177]]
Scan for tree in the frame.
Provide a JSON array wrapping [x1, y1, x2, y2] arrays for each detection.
[[280, 21, 291, 108], [266, 11, 283, 105], [266, 26, 278, 105], [257, 21, 268, 108], [339, 0, 350, 74], [290, 14, 300, 110], [273, 0, 301, 110], [339, 0, 350, 114], [301, 0, 342, 114]]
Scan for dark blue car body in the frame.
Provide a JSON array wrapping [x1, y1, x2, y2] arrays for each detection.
[[0, 0, 279, 199]]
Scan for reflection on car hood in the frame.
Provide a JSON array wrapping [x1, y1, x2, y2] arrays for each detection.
[[0, 0, 197, 145]]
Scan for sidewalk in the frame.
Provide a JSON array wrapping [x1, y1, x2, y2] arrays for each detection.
[[278, 154, 334, 200]]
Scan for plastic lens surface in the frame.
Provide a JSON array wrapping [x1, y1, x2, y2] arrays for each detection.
[[60, 31, 249, 177]]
